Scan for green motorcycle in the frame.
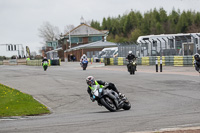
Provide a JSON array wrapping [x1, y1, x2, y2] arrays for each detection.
[[43, 61, 48, 71]]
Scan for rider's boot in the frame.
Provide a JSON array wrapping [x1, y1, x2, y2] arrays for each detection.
[[119, 93, 125, 98]]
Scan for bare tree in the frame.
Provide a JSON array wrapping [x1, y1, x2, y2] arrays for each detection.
[[38, 21, 60, 42], [64, 24, 75, 34]]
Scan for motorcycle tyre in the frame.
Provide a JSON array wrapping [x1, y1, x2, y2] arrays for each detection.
[[83, 66, 86, 70], [132, 66, 135, 75], [122, 101, 131, 110], [130, 66, 133, 75], [100, 96, 117, 112], [82, 64, 87, 70], [43, 66, 48, 71]]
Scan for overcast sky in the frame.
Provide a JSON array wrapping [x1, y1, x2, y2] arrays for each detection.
[[1, 0, 200, 55]]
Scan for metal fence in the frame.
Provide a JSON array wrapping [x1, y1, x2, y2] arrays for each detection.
[[117, 43, 137, 57], [117, 34, 200, 58]]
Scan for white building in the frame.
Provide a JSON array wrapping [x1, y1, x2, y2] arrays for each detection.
[[0, 44, 25, 57]]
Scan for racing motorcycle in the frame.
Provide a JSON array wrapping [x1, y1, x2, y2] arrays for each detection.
[[91, 85, 131, 112], [127, 58, 137, 75], [42, 61, 48, 71], [81, 59, 88, 70]]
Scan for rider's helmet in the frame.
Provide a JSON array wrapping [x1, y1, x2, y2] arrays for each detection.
[[86, 76, 95, 86], [83, 54, 86, 59], [194, 53, 200, 61], [128, 51, 132, 54]]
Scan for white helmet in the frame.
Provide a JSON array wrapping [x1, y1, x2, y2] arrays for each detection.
[[128, 51, 132, 54], [194, 53, 200, 60]]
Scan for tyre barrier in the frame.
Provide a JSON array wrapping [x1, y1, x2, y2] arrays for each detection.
[[50, 59, 61, 66], [89, 56, 195, 66], [27, 60, 43, 66], [0, 61, 3, 65], [0, 59, 61, 66], [26, 59, 60, 66]]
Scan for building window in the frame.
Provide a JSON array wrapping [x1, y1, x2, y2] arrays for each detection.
[[196, 38, 198, 44], [89, 36, 102, 42], [71, 37, 83, 43]]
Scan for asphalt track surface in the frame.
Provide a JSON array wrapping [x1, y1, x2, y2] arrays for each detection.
[[0, 62, 200, 133]]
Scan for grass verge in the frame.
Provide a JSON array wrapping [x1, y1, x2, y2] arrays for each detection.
[[0, 83, 50, 117]]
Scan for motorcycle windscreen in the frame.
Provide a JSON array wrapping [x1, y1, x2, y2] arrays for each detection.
[[91, 85, 100, 96]]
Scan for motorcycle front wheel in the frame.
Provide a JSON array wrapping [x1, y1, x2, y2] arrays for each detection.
[[82, 64, 87, 70], [100, 96, 117, 112], [132, 66, 135, 75], [43, 66, 48, 71], [122, 101, 131, 110]]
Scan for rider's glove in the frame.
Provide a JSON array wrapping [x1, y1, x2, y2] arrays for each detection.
[[105, 82, 109, 86], [90, 96, 95, 102]]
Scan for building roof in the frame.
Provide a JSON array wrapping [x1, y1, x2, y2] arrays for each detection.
[[64, 41, 117, 52], [46, 47, 63, 53], [64, 23, 108, 37]]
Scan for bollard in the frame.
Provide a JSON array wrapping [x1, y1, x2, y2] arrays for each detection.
[[160, 56, 162, 72], [156, 57, 158, 72]]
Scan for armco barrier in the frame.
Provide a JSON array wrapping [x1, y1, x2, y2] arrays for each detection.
[[99, 56, 194, 66]]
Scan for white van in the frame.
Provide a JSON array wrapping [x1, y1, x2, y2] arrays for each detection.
[[94, 47, 118, 62], [99, 47, 118, 58]]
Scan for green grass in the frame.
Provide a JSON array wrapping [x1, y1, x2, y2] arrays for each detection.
[[0, 83, 50, 117]]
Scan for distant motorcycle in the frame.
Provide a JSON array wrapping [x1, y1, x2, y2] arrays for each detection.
[[127, 59, 137, 75], [81, 59, 88, 70], [42, 61, 48, 71], [91, 85, 131, 112]]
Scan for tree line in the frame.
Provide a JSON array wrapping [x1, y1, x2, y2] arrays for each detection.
[[90, 8, 200, 43]]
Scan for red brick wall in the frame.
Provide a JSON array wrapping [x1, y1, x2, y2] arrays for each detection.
[[64, 48, 103, 61], [58, 50, 64, 61], [83, 37, 88, 43]]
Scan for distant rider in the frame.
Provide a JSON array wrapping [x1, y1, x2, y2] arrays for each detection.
[[42, 57, 49, 65], [86, 76, 124, 102], [126, 51, 137, 71], [194, 53, 200, 73], [80, 54, 88, 66]]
